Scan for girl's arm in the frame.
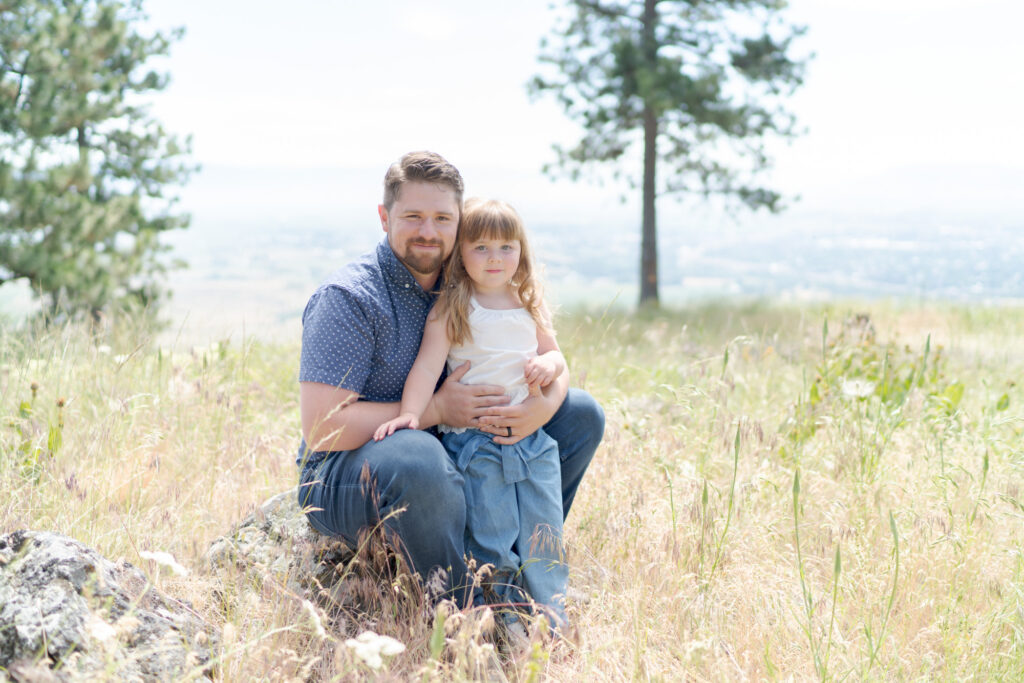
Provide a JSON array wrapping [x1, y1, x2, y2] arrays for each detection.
[[525, 301, 566, 393], [480, 299, 568, 443], [373, 308, 452, 440]]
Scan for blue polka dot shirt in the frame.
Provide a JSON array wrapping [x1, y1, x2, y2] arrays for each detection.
[[298, 238, 438, 463]]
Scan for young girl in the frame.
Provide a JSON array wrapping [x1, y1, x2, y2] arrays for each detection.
[[374, 198, 568, 629]]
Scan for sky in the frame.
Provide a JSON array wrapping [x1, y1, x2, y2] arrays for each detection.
[[140, 0, 1024, 226], [9, 0, 1020, 336]]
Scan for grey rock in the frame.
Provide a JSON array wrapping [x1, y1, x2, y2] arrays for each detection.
[[204, 487, 357, 599], [204, 487, 419, 629], [0, 530, 216, 681]]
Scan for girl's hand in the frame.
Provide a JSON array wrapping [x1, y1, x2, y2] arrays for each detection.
[[524, 355, 559, 392], [373, 413, 420, 441]]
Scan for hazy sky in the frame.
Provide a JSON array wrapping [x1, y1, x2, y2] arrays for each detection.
[[4, 0, 1014, 333], [142, 0, 1024, 230], [4, 2, 1022, 336]]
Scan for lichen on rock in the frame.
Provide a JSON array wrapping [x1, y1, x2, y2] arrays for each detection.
[[0, 530, 216, 681]]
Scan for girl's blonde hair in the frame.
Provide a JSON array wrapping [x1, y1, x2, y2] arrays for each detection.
[[437, 198, 549, 347]]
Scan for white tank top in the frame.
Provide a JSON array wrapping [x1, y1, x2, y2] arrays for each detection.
[[439, 297, 538, 433]]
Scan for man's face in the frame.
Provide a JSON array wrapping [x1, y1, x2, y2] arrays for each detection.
[[378, 181, 459, 279]]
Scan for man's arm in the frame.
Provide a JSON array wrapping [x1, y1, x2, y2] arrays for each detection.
[[301, 382, 402, 452], [302, 361, 512, 452]]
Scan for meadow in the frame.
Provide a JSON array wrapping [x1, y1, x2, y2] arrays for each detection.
[[1, 300, 1022, 680]]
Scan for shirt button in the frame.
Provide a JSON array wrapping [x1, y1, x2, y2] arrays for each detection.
[[404, 284, 410, 288]]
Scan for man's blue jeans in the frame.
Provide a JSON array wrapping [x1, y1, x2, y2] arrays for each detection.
[[442, 427, 567, 626], [297, 388, 605, 607]]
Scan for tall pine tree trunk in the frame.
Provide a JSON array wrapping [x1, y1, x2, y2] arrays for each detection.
[[641, 106, 658, 306], [639, 0, 659, 306]]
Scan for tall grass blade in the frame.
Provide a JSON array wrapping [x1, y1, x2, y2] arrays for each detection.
[[708, 422, 741, 581]]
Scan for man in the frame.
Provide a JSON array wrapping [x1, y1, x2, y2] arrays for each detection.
[[297, 151, 604, 606]]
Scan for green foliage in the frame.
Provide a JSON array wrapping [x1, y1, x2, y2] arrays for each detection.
[[0, 0, 194, 319], [703, 421, 739, 586], [4, 381, 64, 482], [778, 313, 963, 479], [862, 512, 900, 676], [530, 0, 807, 305], [427, 609, 447, 663]]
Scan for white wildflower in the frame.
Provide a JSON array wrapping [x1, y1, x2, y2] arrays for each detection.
[[678, 459, 697, 479], [139, 550, 189, 576], [191, 343, 219, 359], [345, 630, 406, 670], [97, 345, 112, 355], [841, 378, 875, 399], [683, 637, 714, 660], [113, 354, 130, 364]]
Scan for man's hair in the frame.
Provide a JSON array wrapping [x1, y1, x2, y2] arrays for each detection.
[[382, 151, 464, 210]]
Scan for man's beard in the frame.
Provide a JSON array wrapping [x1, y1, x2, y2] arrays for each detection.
[[399, 240, 446, 276]]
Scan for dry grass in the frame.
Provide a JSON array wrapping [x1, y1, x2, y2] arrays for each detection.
[[2, 300, 1023, 680]]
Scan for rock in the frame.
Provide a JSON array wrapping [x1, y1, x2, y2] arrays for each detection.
[[0, 530, 216, 681], [204, 488, 416, 626], [205, 487, 356, 598]]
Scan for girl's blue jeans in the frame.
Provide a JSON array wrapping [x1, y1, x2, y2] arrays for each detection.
[[442, 426, 568, 626], [297, 388, 604, 608]]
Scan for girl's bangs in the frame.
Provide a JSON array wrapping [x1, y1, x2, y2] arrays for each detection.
[[462, 211, 522, 243]]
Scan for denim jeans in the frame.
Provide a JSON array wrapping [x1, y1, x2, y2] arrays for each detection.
[[297, 388, 605, 607], [442, 427, 567, 626]]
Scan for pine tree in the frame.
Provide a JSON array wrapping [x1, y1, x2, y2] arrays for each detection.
[[0, 0, 194, 319], [530, 0, 807, 306]]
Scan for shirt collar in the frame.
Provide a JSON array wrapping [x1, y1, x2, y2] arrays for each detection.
[[376, 237, 441, 297]]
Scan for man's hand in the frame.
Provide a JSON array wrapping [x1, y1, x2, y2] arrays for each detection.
[[425, 361, 510, 429], [477, 371, 568, 445]]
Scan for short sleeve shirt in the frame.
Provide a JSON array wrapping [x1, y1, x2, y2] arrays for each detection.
[[298, 238, 438, 460]]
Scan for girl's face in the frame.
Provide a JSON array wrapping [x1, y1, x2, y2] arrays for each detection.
[[460, 236, 521, 294]]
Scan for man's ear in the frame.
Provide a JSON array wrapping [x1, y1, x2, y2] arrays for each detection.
[[378, 204, 389, 233]]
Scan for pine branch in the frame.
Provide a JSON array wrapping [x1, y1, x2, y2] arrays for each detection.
[[575, 0, 634, 21]]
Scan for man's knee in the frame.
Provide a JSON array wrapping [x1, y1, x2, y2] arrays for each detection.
[[555, 389, 605, 457], [372, 430, 464, 514], [568, 388, 606, 441]]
